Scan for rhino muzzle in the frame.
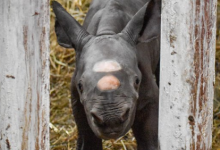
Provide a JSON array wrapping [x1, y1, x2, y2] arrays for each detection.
[[86, 102, 135, 139]]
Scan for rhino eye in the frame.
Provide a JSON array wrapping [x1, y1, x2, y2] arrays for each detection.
[[135, 78, 140, 85], [134, 77, 140, 90], [78, 83, 83, 93]]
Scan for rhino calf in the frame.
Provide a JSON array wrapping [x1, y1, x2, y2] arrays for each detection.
[[52, 0, 160, 149]]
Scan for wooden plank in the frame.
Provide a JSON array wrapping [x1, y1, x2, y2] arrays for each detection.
[[159, 0, 216, 149], [0, 0, 50, 149]]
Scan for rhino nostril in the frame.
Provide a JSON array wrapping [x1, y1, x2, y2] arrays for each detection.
[[91, 111, 104, 126], [120, 107, 130, 123]]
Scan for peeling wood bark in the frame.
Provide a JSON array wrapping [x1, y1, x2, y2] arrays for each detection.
[[0, 0, 50, 150], [159, 0, 216, 150]]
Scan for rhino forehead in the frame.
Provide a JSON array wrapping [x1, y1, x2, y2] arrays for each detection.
[[93, 60, 122, 72], [97, 75, 120, 91]]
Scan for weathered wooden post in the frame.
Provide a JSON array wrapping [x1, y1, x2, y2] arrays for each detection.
[[0, 0, 50, 149], [159, 0, 216, 149]]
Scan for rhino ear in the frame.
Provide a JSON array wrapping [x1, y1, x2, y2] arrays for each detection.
[[52, 1, 90, 50], [55, 20, 73, 48], [121, 0, 160, 44]]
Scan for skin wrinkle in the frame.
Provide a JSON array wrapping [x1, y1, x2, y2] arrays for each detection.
[[90, 96, 132, 104], [90, 98, 129, 110], [91, 101, 131, 119]]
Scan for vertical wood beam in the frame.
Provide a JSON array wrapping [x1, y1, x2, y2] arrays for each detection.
[[0, 0, 50, 149], [159, 0, 216, 149]]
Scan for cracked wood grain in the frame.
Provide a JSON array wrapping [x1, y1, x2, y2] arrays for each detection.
[[0, 0, 50, 149], [159, 0, 216, 149]]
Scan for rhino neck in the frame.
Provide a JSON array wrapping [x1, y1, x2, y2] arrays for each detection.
[[86, 1, 132, 35], [84, 0, 154, 36], [96, 9, 130, 35]]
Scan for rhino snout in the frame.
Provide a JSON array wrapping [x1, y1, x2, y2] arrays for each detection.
[[90, 105, 130, 127]]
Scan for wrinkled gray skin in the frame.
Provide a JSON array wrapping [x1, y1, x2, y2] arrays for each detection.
[[52, 0, 161, 149]]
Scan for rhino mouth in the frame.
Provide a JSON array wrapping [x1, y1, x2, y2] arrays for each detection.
[[93, 123, 130, 140]]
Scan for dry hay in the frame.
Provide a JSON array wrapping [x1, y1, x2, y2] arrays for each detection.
[[213, 2, 220, 149], [213, 74, 220, 150], [49, 0, 220, 149]]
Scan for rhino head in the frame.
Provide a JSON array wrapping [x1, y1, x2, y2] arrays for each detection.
[[52, 0, 157, 139]]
